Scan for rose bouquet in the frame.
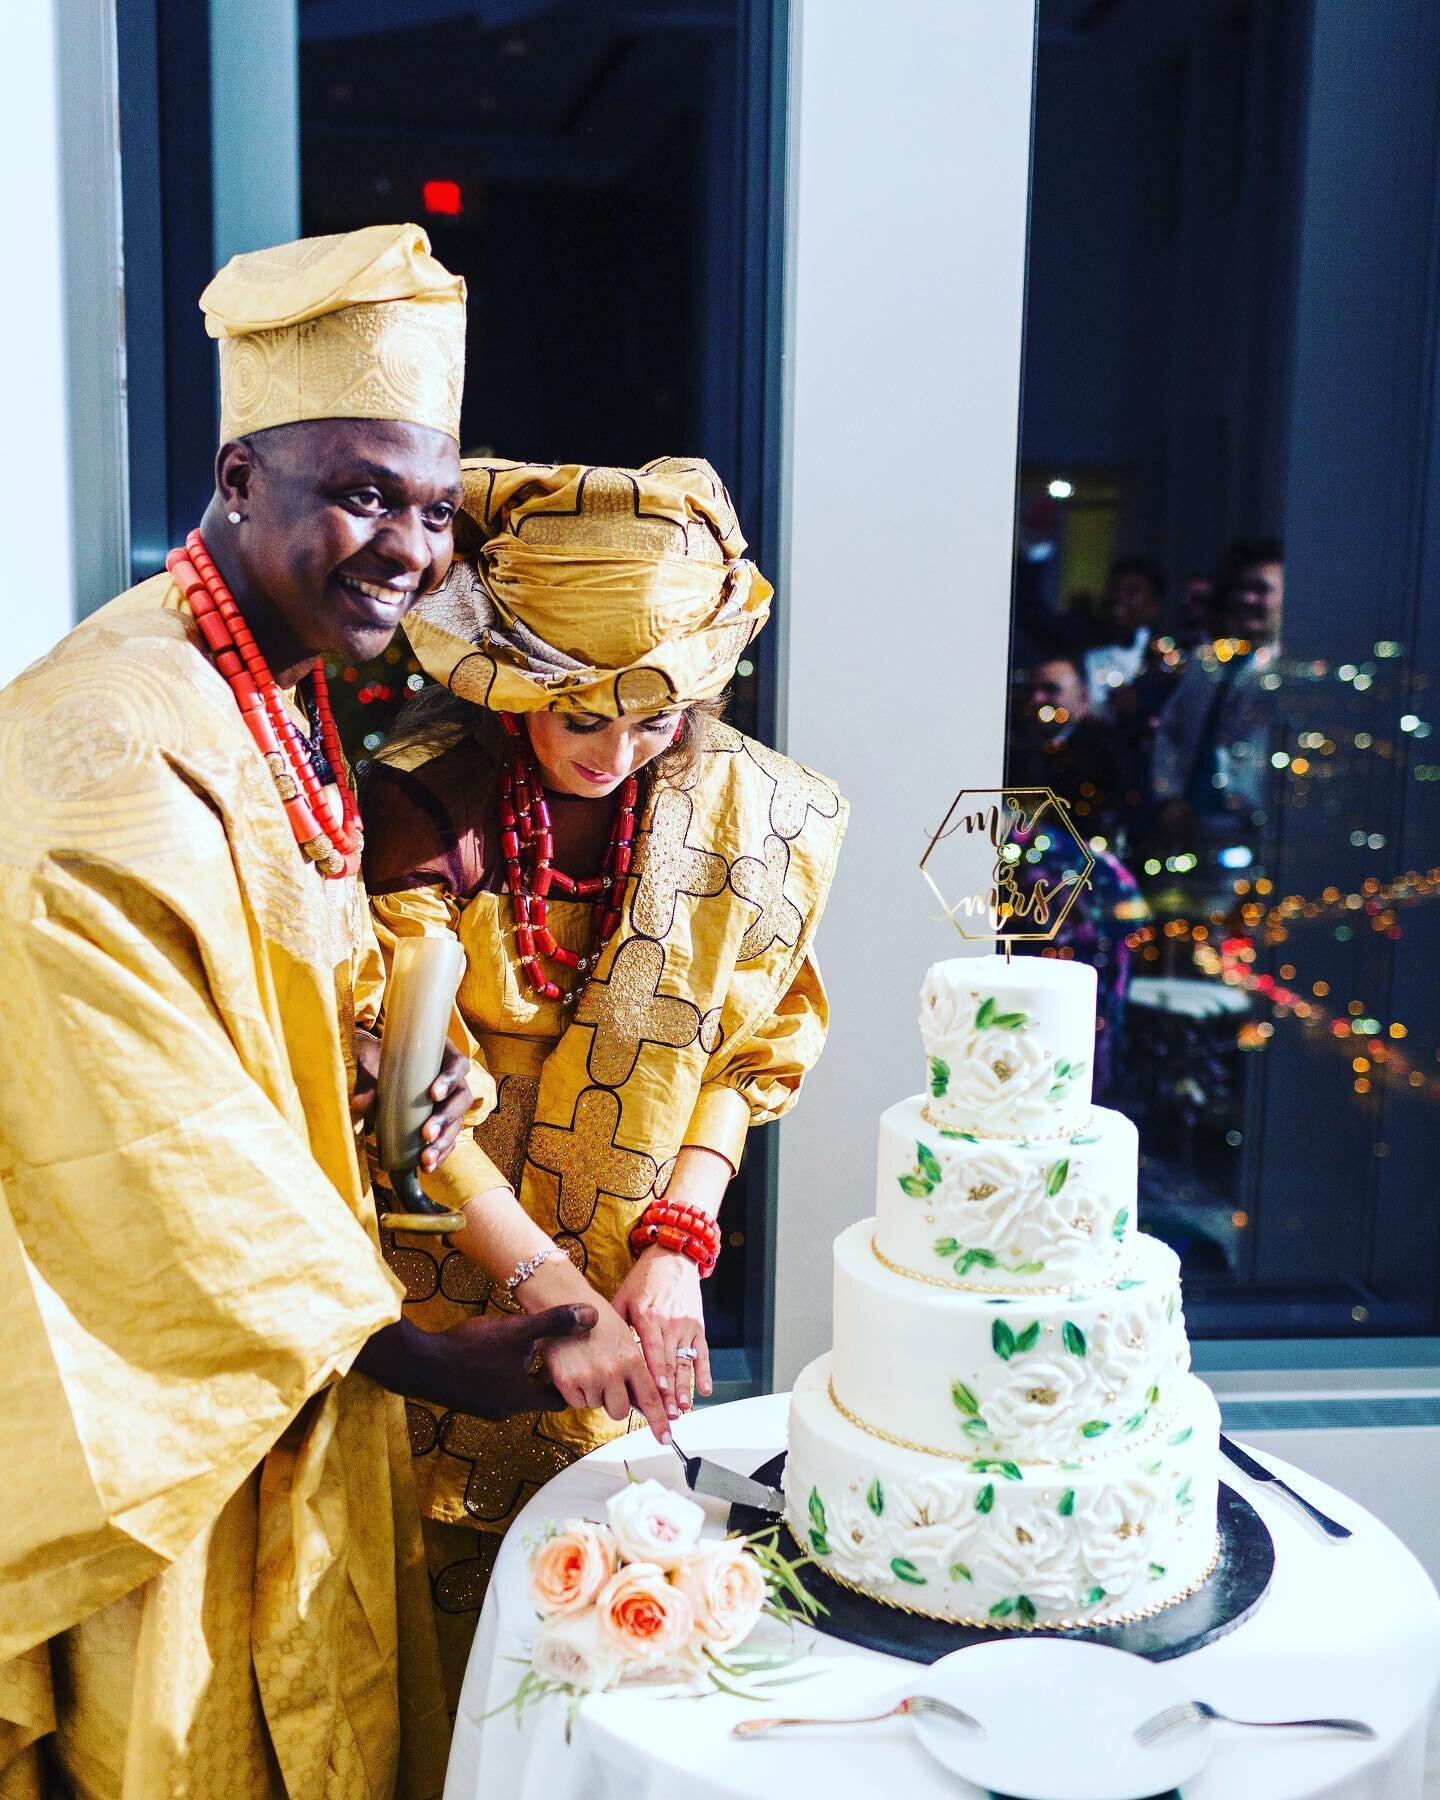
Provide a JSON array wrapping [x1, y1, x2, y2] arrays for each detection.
[[497, 1478, 822, 1734]]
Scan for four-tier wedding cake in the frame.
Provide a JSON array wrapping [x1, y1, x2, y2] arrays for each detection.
[[784, 953, 1220, 1627]]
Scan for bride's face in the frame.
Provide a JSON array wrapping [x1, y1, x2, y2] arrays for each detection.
[[525, 708, 683, 798]]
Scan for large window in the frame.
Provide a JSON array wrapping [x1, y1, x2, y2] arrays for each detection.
[[1010, 0, 1440, 1339]]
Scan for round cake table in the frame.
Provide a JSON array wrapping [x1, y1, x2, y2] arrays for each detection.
[[444, 1393, 1440, 1800]]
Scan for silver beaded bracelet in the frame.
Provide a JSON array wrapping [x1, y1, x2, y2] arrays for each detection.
[[504, 1247, 565, 1294]]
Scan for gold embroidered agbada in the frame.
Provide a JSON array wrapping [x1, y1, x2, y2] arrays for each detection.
[[0, 224, 466, 1799], [364, 459, 847, 1673]]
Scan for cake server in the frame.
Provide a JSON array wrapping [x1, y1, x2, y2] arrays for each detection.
[[1218, 1434, 1353, 1539], [670, 1439, 784, 1514]]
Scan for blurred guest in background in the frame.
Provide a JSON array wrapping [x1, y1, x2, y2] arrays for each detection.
[[1084, 556, 1166, 715], [1009, 653, 1143, 852], [1151, 538, 1286, 862]]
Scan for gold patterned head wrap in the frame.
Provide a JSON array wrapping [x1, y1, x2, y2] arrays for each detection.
[[402, 456, 773, 716], [201, 224, 466, 441]]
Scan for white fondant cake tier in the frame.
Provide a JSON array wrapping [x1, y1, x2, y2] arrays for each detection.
[[786, 1353, 1220, 1627], [830, 1222, 1188, 1464], [875, 1098, 1138, 1289], [920, 955, 1098, 1139]]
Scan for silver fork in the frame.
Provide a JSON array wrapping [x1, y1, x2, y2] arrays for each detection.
[[734, 1695, 985, 1739], [1135, 1700, 1376, 1747]]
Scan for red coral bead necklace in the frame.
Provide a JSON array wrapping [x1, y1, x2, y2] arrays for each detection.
[[497, 712, 636, 1003], [166, 528, 362, 879]]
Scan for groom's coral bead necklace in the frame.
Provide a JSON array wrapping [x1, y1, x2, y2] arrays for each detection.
[[498, 712, 636, 1003], [166, 529, 363, 879]]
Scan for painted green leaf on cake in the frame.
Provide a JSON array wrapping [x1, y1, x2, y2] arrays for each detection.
[[917, 1142, 943, 1185], [1015, 1595, 1038, 1624], [992, 1011, 1029, 1030], [933, 1236, 961, 1257], [1057, 1489, 1075, 1517], [961, 1418, 991, 1440], [1168, 1427, 1193, 1446], [1070, 1132, 1101, 1146], [973, 1459, 1023, 1481], [1058, 1460, 1083, 1471], [1175, 1477, 1192, 1505], [1142, 1460, 1163, 1475], [809, 1530, 830, 1556], [949, 1563, 973, 1582], [1115, 1278, 1144, 1290], [951, 1381, 981, 1418], [1111, 1208, 1130, 1241], [1055, 1059, 1071, 1079], [1080, 1420, 1110, 1438], [1122, 1413, 1147, 1432], [992, 1319, 1017, 1360], [1045, 1159, 1070, 1196], [1069, 1060, 1088, 1079], [928, 1057, 950, 1098], [1085, 1587, 1106, 1606], [1012, 1260, 1047, 1275], [958, 1247, 1001, 1278], [988, 1597, 1015, 1619], [976, 997, 998, 1030], [808, 1489, 827, 1533], [976, 1483, 995, 1514], [891, 1557, 926, 1585], [1147, 1385, 1160, 1405], [898, 1174, 931, 1199], [1046, 1085, 1067, 1102], [866, 1479, 885, 1516], [1063, 1321, 1087, 1357], [1148, 1563, 1167, 1581], [1015, 1321, 1041, 1354], [940, 1128, 981, 1142]]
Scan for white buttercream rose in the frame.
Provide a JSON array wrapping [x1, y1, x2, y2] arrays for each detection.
[[981, 1350, 1096, 1453], [823, 1487, 899, 1588], [1089, 1289, 1186, 1406], [986, 1506, 1084, 1610], [942, 1027, 1053, 1123], [530, 1608, 626, 1693], [606, 1480, 705, 1570], [594, 1561, 696, 1667], [672, 1540, 768, 1652], [1073, 1477, 1165, 1595], [932, 1152, 1035, 1251], [919, 966, 972, 1044]]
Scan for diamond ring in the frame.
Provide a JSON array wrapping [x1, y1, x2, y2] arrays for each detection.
[[675, 1346, 699, 1362]]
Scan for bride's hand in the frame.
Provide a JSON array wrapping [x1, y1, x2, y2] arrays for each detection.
[[611, 1247, 711, 1422], [540, 1290, 671, 1443]]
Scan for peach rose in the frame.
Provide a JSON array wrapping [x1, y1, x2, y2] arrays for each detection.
[[605, 1479, 705, 1571], [530, 1609, 625, 1694], [594, 1561, 696, 1668], [529, 1521, 619, 1617], [672, 1538, 768, 1652]]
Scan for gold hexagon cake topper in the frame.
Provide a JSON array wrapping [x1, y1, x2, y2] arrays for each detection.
[[920, 785, 1095, 942]]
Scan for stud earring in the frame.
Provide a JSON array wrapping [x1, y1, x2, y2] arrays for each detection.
[[227, 510, 243, 525]]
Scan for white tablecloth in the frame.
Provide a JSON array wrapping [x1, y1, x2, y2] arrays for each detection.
[[445, 1393, 1440, 1800]]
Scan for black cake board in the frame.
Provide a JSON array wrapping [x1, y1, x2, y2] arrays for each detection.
[[730, 1453, 1273, 1666]]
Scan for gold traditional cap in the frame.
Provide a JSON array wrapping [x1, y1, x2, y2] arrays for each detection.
[[201, 224, 466, 441], [404, 456, 773, 716]]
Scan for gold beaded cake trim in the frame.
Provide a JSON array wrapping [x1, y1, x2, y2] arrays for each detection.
[[871, 1234, 1140, 1297], [793, 1530, 1222, 1630], [826, 1376, 1181, 1467], [919, 1103, 1094, 1144]]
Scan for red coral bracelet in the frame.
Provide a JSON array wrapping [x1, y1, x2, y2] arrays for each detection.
[[628, 1200, 722, 1278]]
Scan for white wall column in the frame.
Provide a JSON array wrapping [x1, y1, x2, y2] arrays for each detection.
[[774, 0, 1037, 1384], [0, 0, 78, 679]]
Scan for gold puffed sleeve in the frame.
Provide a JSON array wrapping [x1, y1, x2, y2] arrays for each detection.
[[683, 950, 830, 1172], [368, 883, 508, 1208]]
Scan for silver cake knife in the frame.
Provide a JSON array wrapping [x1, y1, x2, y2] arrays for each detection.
[[1219, 1433, 1352, 1539], [671, 1438, 784, 1514]]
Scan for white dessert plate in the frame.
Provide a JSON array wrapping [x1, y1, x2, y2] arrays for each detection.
[[910, 1638, 1212, 1799]]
